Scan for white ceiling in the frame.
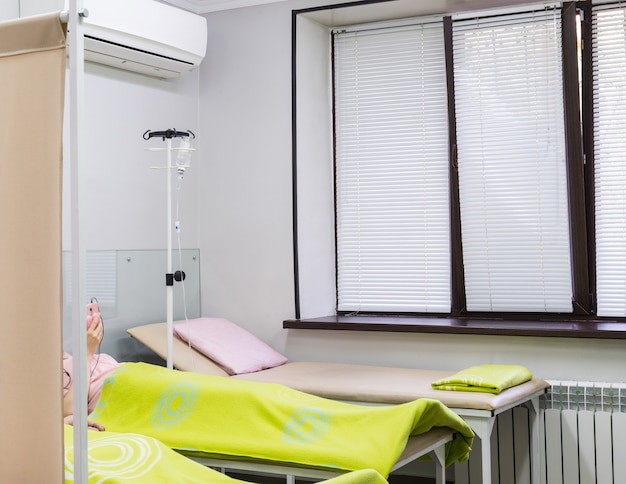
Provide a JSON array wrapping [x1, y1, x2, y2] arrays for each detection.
[[161, 0, 288, 14], [161, 0, 542, 18]]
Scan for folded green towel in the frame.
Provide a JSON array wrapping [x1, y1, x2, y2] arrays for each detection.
[[431, 364, 532, 394]]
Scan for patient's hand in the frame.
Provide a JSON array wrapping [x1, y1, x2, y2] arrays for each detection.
[[86, 313, 103, 356], [64, 415, 105, 431]]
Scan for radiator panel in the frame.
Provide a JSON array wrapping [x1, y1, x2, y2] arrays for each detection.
[[560, 409, 578, 484], [614, 413, 626, 482], [579, 410, 595, 484], [595, 411, 613, 484], [543, 408, 563, 484], [454, 380, 626, 484]]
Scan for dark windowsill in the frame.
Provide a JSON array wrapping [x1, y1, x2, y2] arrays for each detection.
[[283, 315, 626, 339]]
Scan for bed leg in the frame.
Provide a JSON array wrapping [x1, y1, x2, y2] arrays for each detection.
[[286, 474, 296, 484], [461, 415, 495, 484], [432, 446, 446, 484]]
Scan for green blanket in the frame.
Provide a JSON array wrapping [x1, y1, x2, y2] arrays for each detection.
[[64, 425, 389, 483], [63, 424, 247, 483], [431, 364, 532, 394], [92, 363, 473, 477], [323, 469, 389, 484]]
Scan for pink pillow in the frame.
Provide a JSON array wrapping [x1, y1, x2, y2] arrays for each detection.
[[173, 318, 288, 375]]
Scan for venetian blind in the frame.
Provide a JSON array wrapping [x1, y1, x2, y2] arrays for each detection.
[[593, 5, 626, 317], [453, 9, 573, 312], [333, 20, 450, 312]]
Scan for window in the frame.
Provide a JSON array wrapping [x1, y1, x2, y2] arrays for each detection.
[[593, 5, 626, 317], [291, 1, 626, 330], [334, 21, 450, 312], [453, 10, 572, 312], [333, 6, 575, 315]]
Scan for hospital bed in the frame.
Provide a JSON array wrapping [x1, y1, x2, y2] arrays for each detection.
[[90, 358, 469, 484], [187, 427, 454, 484], [127, 321, 549, 484]]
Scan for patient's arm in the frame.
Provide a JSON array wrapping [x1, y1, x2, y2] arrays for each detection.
[[62, 314, 104, 417], [64, 414, 105, 431]]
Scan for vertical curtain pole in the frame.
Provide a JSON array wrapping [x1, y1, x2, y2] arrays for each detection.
[[68, 1, 88, 482]]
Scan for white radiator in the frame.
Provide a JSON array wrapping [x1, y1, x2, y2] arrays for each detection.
[[453, 381, 626, 484], [541, 381, 626, 484]]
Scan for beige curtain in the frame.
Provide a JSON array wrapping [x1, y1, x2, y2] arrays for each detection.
[[0, 12, 67, 483]]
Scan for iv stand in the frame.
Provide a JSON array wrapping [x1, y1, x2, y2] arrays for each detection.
[[144, 129, 194, 369]]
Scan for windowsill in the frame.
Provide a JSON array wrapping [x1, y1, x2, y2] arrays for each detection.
[[283, 315, 626, 339]]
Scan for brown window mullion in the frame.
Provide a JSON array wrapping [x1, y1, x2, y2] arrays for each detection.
[[444, 16, 466, 316], [562, 2, 591, 314], [579, 1, 596, 312]]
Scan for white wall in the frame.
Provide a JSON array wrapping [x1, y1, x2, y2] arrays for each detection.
[[0, 0, 61, 20], [11, 0, 625, 383], [18, 0, 59, 17], [1, 0, 19, 20], [198, 1, 306, 348], [5, 0, 202, 250], [197, 0, 626, 384], [59, 62, 202, 361], [62, 62, 201, 251]]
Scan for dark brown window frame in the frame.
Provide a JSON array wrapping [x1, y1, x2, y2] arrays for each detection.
[[288, 0, 626, 339]]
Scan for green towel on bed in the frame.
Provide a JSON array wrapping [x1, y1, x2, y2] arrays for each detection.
[[63, 424, 247, 483], [431, 364, 532, 394], [91, 363, 473, 477]]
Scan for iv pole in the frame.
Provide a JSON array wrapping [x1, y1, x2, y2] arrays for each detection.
[[144, 129, 194, 369]]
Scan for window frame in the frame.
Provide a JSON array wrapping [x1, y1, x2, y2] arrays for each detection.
[[287, 0, 626, 338]]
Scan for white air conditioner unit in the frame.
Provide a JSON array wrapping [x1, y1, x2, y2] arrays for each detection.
[[70, 0, 207, 79]]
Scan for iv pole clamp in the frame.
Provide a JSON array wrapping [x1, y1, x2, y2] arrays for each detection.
[[166, 270, 187, 286], [144, 128, 195, 369]]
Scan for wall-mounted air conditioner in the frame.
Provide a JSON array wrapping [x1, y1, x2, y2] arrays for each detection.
[[71, 0, 207, 79]]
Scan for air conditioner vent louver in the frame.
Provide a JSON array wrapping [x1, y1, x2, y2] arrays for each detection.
[[71, 0, 207, 79], [85, 35, 194, 66]]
